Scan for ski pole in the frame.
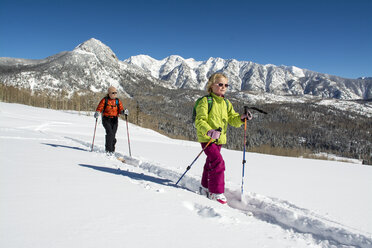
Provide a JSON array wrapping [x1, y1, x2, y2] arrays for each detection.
[[240, 106, 266, 200], [176, 127, 222, 185], [247, 107, 268, 115], [124, 110, 132, 157], [91, 117, 98, 152], [241, 106, 250, 200]]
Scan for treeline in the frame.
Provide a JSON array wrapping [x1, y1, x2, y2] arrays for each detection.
[[0, 84, 99, 111], [1, 83, 371, 165], [0, 84, 163, 136], [225, 100, 371, 164]]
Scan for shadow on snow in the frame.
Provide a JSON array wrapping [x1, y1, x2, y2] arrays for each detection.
[[78, 163, 173, 187], [42, 143, 88, 152]]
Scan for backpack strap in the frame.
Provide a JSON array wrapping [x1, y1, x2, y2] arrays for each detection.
[[116, 98, 120, 115], [103, 96, 109, 113], [206, 95, 213, 113]]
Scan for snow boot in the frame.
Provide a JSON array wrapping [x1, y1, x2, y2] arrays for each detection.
[[199, 186, 209, 197], [209, 193, 227, 204]]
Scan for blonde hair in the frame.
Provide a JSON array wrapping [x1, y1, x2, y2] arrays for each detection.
[[206, 73, 228, 93]]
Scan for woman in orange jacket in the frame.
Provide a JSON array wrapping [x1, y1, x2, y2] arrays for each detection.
[[94, 86, 127, 154]]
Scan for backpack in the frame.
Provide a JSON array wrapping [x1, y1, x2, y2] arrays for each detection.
[[192, 95, 229, 124], [103, 96, 120, 115]]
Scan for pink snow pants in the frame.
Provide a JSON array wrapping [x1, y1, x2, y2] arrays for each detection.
[[201, 142, 225, 194]]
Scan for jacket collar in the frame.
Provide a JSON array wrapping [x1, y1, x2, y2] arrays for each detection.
[[210, 92, 225, 102]]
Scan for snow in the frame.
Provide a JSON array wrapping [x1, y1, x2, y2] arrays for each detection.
[[1, 102, 371, 248], [289, 66, 306, 78], [126, 55, 163, 78]]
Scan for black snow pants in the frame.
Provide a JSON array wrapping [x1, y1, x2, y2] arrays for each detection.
[[102, 116, 118, 153]]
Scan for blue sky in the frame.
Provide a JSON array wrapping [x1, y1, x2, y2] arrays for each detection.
[[0, 0, 371, 79]]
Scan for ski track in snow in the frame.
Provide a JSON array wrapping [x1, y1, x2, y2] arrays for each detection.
[[64, 136, 372, 248]]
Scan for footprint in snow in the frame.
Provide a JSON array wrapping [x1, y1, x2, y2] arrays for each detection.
[[183, 201, 221, 219]]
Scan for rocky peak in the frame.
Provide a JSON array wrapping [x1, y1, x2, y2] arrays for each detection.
[[74, 38, 118, 63]]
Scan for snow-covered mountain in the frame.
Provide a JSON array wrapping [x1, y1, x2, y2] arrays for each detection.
[[0, 38, 371, 100], [125, 54, 372, 100], [0, 38, 164, 96]]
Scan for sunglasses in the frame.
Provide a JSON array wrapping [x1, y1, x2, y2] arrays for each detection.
[[110, 92, 117, 95], [216, 83, 229, 88]]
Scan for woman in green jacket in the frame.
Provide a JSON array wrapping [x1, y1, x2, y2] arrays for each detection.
[[195, 73, 251, 204]]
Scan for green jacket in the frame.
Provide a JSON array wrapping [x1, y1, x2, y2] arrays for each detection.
[[195, 93, 243, 144]]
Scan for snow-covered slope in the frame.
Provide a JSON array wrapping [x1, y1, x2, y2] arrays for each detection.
[[126, 54, 372, 99], [1, 102, 371, 248]]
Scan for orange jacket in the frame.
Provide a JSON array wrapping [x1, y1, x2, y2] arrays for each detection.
[[96, 97, 124, 117]]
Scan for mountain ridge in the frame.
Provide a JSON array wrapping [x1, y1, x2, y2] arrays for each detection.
[[0, 38, 165, 95], [0, 38, 371, 100], [125, 54, 371, 100]]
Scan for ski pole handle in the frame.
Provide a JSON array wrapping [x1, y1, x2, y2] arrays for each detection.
[[243, 106, 253, 120], [216, 127, 222, 134], [215, 127, 222, 143]]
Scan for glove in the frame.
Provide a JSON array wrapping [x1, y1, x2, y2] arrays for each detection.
[[241, 111, 252, 121], [94, 111, 100, 119], [207, 129, 221, 139], [121, 109, 129, 115]]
